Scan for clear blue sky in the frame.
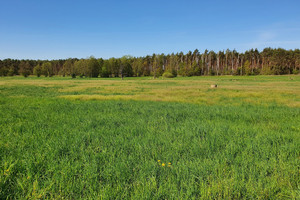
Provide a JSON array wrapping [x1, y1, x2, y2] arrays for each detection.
[[1, 0, 300, 60]]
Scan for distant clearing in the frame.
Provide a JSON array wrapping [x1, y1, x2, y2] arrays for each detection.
[[1, 75, 300, 107]]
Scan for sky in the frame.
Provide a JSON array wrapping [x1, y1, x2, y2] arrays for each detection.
[[0, 0, 300, 60]]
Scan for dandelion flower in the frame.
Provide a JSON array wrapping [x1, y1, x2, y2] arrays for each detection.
[[162, 163, 165, 167], [168, 162, 171, 165], [158, 160, 161, 163]]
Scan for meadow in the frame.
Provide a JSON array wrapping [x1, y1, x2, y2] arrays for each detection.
[[0, 75, 299, 199]]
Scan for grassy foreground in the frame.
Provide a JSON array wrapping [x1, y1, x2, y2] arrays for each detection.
[[0, 76, 299, 199]]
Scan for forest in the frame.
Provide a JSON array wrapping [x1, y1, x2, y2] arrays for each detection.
[[1, 48, 300, 78]]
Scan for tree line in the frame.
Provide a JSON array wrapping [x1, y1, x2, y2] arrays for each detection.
[[1, 48, 300, 78]]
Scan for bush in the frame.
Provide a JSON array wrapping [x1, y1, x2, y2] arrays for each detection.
[[260, 66, 274, 75], [33, 65, 42, 77], [292, 68, 299, 75], [162, 71, 175, 78]]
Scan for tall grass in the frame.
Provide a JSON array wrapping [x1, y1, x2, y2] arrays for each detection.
[[0, 76, 299, 199]]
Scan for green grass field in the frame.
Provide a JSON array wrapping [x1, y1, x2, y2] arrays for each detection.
[[0, 76, 299, 199]]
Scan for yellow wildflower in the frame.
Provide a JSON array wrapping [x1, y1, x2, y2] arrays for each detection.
[[168, 162, 171, 165], [162, 163, 165, 167], [158, 160, 161, 163]]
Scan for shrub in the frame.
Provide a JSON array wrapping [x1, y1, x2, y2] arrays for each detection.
[[162, 71, 175, 78], [292, 68, 299, 75], [33, 65, 42, 77]]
